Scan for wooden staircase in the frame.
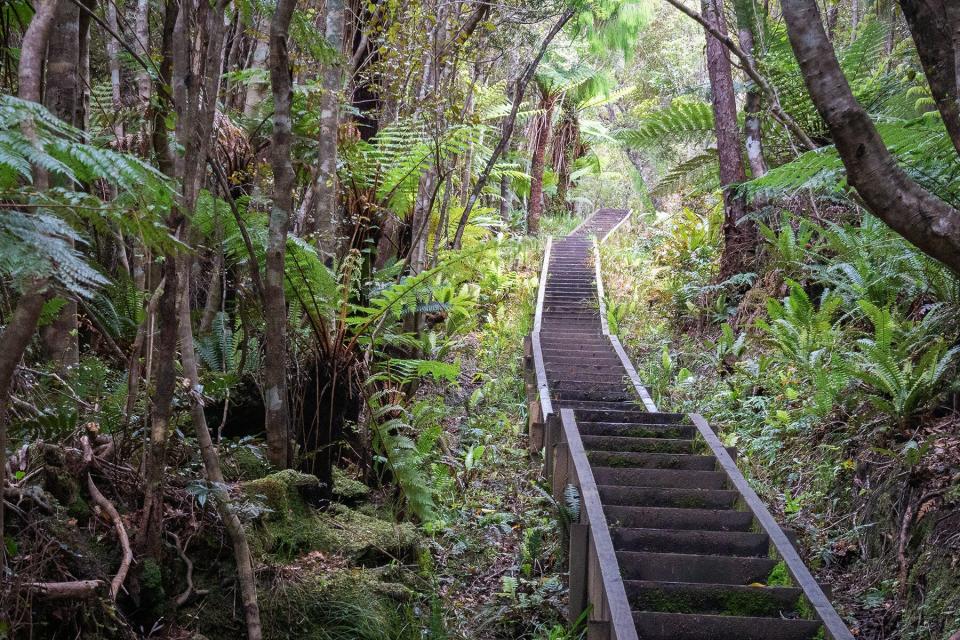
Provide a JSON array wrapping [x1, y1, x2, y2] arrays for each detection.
[[524, 209, 852, 640]]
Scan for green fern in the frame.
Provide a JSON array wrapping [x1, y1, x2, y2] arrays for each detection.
[[848, 300, 960, 419], [615, 100, 715, 148], [651, 150, 719, 197], [367, 390, 436, 521], [756, 282, 842, 373]]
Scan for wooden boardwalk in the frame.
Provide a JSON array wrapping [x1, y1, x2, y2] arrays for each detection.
[[525, 209, 853, 640]]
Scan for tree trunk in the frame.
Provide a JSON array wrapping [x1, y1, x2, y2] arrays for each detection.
[[0, 285, 47, 564], [138, 0, 178, 561], [702, 0, 755, 277], [106, 0, 124, 140], [898, 1, 960, 158], [313, 0, 345, 256], [527, 90, 556, 235], [135, 0, 151, 108], [41, 0, 82, 370], [176, 253, 263, 639], [2, 0, 62, 553], [734, 0, 768, 178], [264, 0, 297, 468], [244, 36, 270, 118], [139, 253, 178, 559], [782, 0, 960, 273], [451, 7, 575, 248]]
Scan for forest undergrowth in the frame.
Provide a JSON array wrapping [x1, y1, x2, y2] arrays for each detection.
[[600, 209, 960, 640]]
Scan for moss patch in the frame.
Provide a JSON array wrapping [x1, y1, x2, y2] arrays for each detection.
[[243, 470, 419, 564], [260, 566, 416, 640], [332, 467, 369, 504], [221, 444, 272, 481]]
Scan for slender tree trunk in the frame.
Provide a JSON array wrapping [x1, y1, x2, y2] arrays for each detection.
[[734, 0, 768, 178], [138, 0, 178, 561], [106, 0, 124, 140], [0, 286, 47, 565], [782, 0, 960, 273], [264, 0, 297, 468], [702, 0, 755, 277], [1, 1, 61, 552], [452, 7, 575, 248], [244, 36, 270, 118], [135, 0, 151, 108], [313, 0, 345, 255], [41, 0, 82, 369], [527, 90, 556, 235], [898, 1, 960, 158], [176, 253, 263, 639]]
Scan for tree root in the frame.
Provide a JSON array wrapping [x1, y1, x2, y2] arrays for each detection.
[[897, 488, 945, 599], [82, 435, 133, 601], [167, 531, 208, 607]]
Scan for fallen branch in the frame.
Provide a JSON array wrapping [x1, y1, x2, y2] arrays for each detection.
[[23, 580, 104, 599]]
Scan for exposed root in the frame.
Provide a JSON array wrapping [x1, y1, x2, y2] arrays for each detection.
[[167, 531, 208, 607], [82, 434, 134, 601]]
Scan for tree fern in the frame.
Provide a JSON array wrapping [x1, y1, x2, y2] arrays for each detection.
[[650, 150, 719, 197], [615, 100, 715, 148]]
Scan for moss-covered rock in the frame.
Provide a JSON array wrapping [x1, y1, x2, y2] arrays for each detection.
[[221, 443, 273, 481], [332, 467, 369, 504], [242, 470, 419, 564]]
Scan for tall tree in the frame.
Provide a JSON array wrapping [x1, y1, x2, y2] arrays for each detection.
[[41, 0, 82, 368], [0, 0, 60, 558], [264, 0, 298, 468], [701, 0, 755, 277], [782, 0, 960, 273], [527, 80, 558, 235], [733, 0, 768, 178], [898, 1, 960, 157], [313, 0, 346, 254], [452, 6, 576, 248]]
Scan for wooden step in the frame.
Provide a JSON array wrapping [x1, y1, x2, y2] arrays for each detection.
[[613, 528, 768, 556], [599, 485, 739, 509], [617, 551, 777, 584], [627, 580, 804, 617], [631, 612, 822, 640], [605, 505, 755, 531], [587, 451, 716, 470], [592, 466, 724, 488]]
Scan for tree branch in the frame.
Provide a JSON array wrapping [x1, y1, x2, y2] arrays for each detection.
[[663, 0, 817, 151]]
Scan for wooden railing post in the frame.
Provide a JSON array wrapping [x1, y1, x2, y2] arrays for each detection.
[[551, 441, 570, 500], [544, 412, 560, 477], [568, 521, 589, 624], [528, 400, 544, 453]]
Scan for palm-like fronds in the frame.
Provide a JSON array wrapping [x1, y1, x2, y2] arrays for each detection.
[[615, 100, 715, 148]]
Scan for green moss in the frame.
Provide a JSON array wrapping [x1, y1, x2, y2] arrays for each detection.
[[243, 469, 320, 520], [901, 549, 960, 640], [332, 467, 369, 503], [221, 444, 272, 481], [633, 584, 801, 617], [139, 558, 166, 619], [767, 561, 793, 587], [243, 471, 419, 563], [260, 566, 417, 640], [674, 494, 709, 508]]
